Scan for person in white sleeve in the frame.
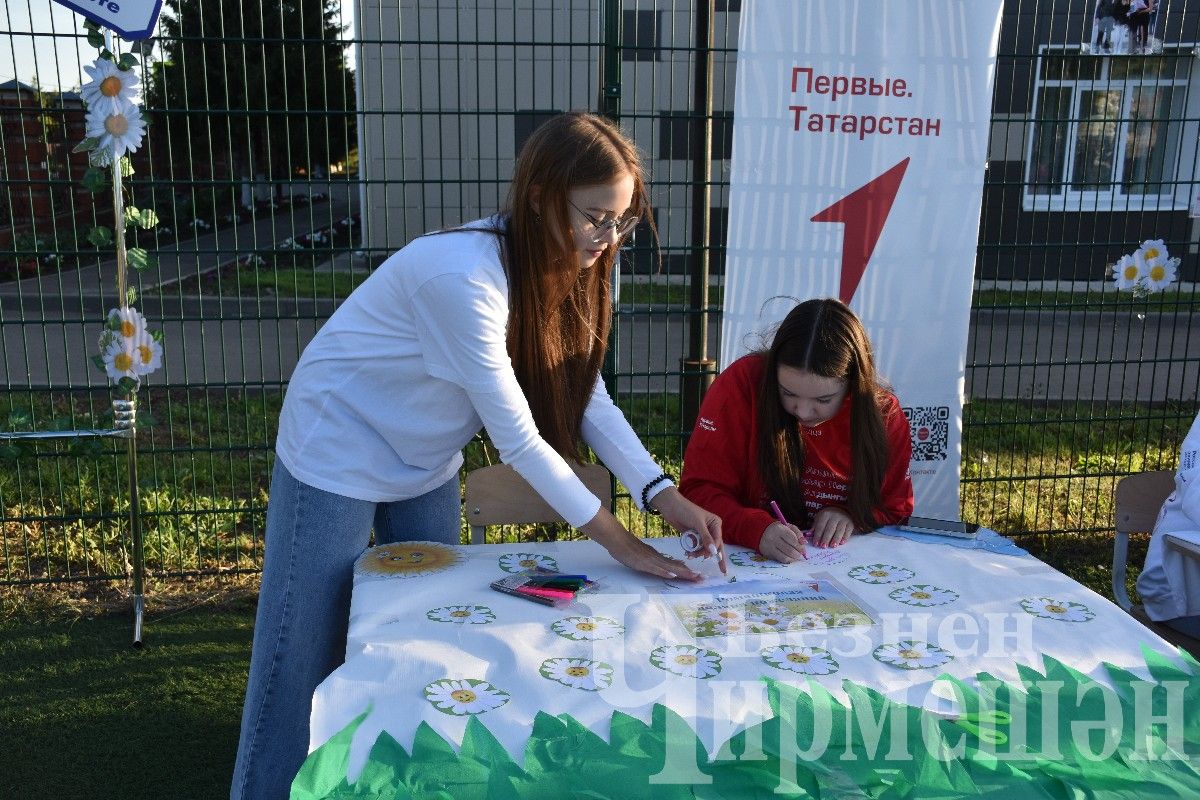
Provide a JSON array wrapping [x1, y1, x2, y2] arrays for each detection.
[[230, 111, 724, 800], [1136, 411, 1200, 639]]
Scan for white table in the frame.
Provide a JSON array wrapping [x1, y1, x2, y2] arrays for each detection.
[[296, 529, 1200, 798]]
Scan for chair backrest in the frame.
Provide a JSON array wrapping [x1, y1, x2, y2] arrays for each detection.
[[464, 462, 612, 544], [1115, 470, 1175, 534], [1111, 469, 1175, 611]]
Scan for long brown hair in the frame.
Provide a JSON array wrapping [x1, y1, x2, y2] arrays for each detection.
[[501, 112, 651, 460], [755, 298, 891, 530]]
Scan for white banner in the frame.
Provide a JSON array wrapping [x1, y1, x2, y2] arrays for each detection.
[[722, 0, 1003, 519]]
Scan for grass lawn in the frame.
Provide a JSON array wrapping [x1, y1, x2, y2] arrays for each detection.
[[0, 592, 255, 800], [1, 389, 1191, 798]]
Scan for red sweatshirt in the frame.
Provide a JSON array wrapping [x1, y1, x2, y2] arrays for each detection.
[[679, 354, 914, 551]]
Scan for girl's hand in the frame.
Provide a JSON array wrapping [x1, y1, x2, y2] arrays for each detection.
[[759, 522, 808, 564], [648, 486, 727, 574], [811, 507, 855, 547], [581, 506, 701, 580]]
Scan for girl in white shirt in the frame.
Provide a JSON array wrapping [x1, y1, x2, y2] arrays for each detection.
[[231, 112, 723, 800]]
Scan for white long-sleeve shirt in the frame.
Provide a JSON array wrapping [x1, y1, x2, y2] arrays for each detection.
[[1136, 413, 1200, 621], [275, 217, 668, 527]]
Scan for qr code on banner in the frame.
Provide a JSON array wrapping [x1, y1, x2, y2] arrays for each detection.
[[903, 406, 949, 461]]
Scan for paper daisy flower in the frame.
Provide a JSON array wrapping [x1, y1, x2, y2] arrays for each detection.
[[1138, 239, 1168, 266], [423, 678, 509, 716], [1143, 257, 1177, 292], [498, 552, 558, 573], [1113, 253, 1144, 290], [888, 584, 959, 607], [650, 644, 722, 679], [80, 58, 141, 116], [789, 611, 834, 630], [761, 645, 839, 675], [108, 306, 147, 342], [1020, 597, 1095, 623], [729, 550, 782, 568], [539, 657, 613, 691], [426, 605, 495, 624], [355, 542, 462, 578], [551, 616, 624, 640], [132, 328, 162, 376], [102, 337, 137, 382], [848, 563, 915, 584], [873, 640, 953, 670], [86, 102, 146, 159], [746, 601, 789, 617]]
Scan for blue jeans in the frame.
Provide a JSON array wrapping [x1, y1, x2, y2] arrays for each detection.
[[230, 460, 461, 800]]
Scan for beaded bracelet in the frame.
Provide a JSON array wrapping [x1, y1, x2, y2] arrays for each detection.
[[641, 472, 673, 514]]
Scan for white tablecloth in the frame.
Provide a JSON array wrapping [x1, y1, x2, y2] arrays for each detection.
[[308, 529, 1185, 779]]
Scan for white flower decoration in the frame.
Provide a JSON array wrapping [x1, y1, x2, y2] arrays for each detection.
[[80, 58, 140, 116], [1138, 239, 1168, 266], [102, 337, 137, 382], [86, 102, 146, 159], [108, 306, 147, 342], [848, 563, 915, 584], [761, 645, 839, 675], [1113, 253, 1144, 290], [423, 678, 509, 716], [1143, 257, 1178, 292], [789, 611, 833, 630], [499, 552, 559, 573], [132, 328, 162, 377], [539, 657, 613, 691], [873, 640, 953, 670], [426, 605, 495, 624], [551, 616, 623, 641], [889, 584, 959, 607], [650, 644, 722, 679], [1020, 597, 1095, 623]]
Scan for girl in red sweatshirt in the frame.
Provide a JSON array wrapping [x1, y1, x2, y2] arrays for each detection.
[[680, 298, 913, 563]]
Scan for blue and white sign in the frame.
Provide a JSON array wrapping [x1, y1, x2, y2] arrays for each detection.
[[52, 0, 163, 40]]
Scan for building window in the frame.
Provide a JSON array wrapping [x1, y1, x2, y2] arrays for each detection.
[[622, 10, 663, 62], [1024, 49, 1189, 211], [658, 112, 734, 161], [513, 110, 561, 156]]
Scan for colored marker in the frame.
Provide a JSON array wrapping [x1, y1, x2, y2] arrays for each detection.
[[518, 586, 576, 600], [769, 500, 808, 561]]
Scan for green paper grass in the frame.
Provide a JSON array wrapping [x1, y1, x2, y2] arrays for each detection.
[[293, 650, 1200, 800]]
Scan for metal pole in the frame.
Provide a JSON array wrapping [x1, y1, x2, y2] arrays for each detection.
[[105, 29, 145, 647], [600, 0, 623, 396], [680, 0, 717, 439]]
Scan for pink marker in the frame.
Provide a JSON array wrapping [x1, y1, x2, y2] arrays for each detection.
[[769, 500, 808, 560]]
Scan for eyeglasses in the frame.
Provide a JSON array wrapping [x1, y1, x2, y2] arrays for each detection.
[[567, 198, 640, 243]]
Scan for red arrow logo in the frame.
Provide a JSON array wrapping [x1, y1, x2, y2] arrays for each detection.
[[810, 157, 909, 304]]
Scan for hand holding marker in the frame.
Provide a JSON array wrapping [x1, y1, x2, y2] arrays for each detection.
[[769, 500, 809, 561], [679, 529, 728, 575]]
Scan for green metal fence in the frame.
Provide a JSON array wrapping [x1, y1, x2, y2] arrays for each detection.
[[1, 0, 1198, 591]]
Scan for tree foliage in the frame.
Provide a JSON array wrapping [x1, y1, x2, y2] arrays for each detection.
[[146, 0, 356, 181]]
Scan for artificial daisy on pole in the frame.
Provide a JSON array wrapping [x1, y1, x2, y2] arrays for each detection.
[[72, 18, 164, 645]]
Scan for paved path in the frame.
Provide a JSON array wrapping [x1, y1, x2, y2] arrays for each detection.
[[4, 298, 1198, 402]]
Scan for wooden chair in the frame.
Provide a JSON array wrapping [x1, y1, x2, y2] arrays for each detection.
[[1112, 470, 1200, 657], [464, 463, 612, 545], [1111, 470, 1175, 612]]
